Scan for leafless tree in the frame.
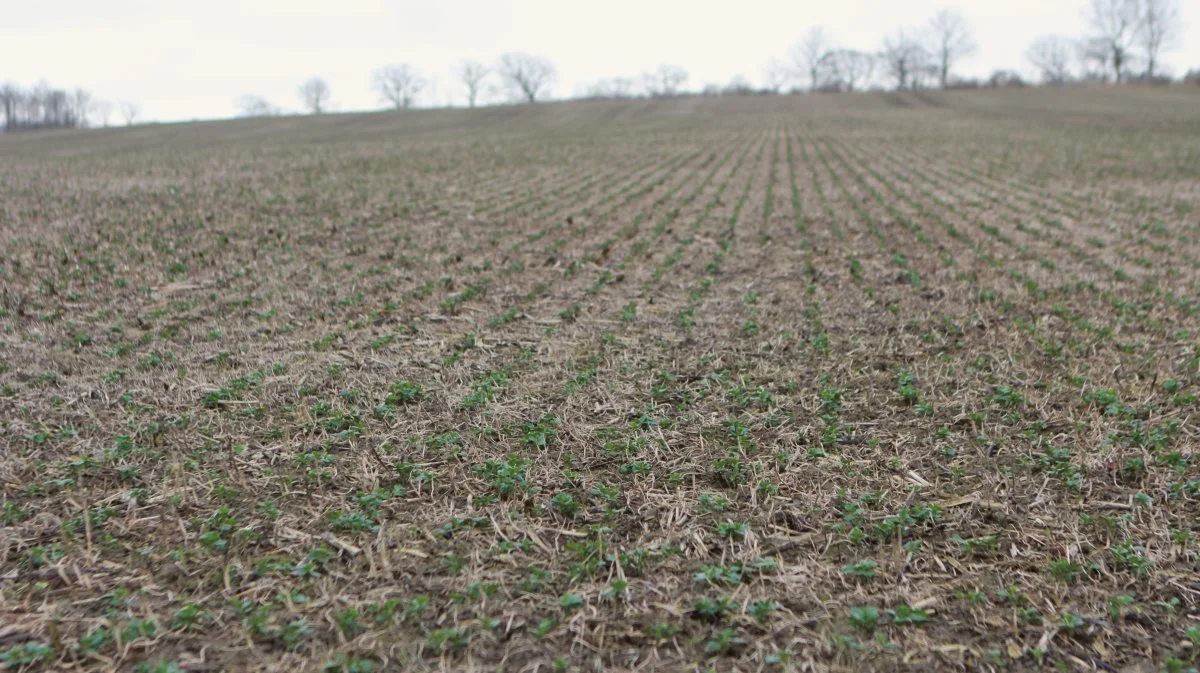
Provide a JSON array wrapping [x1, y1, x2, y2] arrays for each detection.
[[0, 82, 90, 131], [583, 77, 638, 99], [496, 53, 557, 103], [723, 74, 755, 95], [28, 81, 50, 122], [71, 88, 93, 128], [237, 95, 278, 117], [763, 59, 792, 93], [0, 83, 19, 130], [1139, 0, 1182, 78], [1026, 35, 1075, 84], [791, 27, 836, 91], [581, 81, 608, 99], [1078, 38, 1113, 80], [1084, 0, 1142, 82], [988, 70, 1026, 88], [298, 77, 331, 114], [95, 100, 113, 127], [610, 76, 637, 98], [119, 101, 140, 126], [456, 61, 490, 108], [372, 64, 425, 110], [643, 64, 689, 97], [927, 9, 977, 88], [881, 30, 928, 90], [43, 89, 71, 125], [829, 50, 876, 91]]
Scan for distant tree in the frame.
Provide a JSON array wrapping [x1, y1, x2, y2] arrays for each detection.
[[0, 82, 108, 132], [1078, 38, 1114, 80], [1026, 35, 1075, 84], [987, 70, 1027, 88], [43, 87, 72, 126], [1138, 0, 1182, 78], [0, 83, 19, 130], [829, 50, 876, 91], [1083, 0, 1142, 83], [881, 30, 928, 90], [373, 64, 425, 110], [119, 101, 140, 126], [95, 100, 113, 127], [27, 81, 50, 123], [496, 53, 557, 103], [792, 27, 836, 91], [643, 64, 689, 97], [583, 77, 637, 99], [763, 58, 792, 93], [298, 77, 331, 114], [456, 61, 490, 108], [237, 95, 278, 117], [610, 76, 637, 98], [723, 75, 756, 95], [927, 9, 977, 88], [71, 88, 93, 128], [580, 81, 606, 99]]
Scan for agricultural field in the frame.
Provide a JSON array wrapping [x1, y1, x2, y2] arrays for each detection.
[[1, 86, 1199, 673]]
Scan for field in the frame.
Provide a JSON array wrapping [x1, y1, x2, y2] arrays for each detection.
[[2, 86, 1200, 673]]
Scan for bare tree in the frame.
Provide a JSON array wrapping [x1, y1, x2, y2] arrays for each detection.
[[456, 61, 490, 108], [927, 9, 977, 88], [881, 30, 928, 90], [237, 95, 278, 117], [643, 64, 689, 97], [987, 70, 1026, 88], [298, 77, 331, 114], [791, 27, 836, 91], [496, 53, 557, 103], [1026, 35, 1075, 84], [95, 100, 113, 127], [610, 76, 637, 98], [723, 74, 755, 95], [71, 88, 94, 128], [28, 81, 50, 123], [1078, 38, 1113, 80], [119, 101, 140, 126], [829, 50, 876, 91], [0, 83, 19, 130], [1084, 0, 1142, 82], [44, 88, 72, 126], [1139, 0, 1182, 78], [764, 59, 792, 93], [583, 77, 638, 99], [1, 82, 95, 131], [373, 64, 425, 110]]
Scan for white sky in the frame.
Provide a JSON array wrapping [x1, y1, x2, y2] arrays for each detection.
[[2, 0, 1197, 122]]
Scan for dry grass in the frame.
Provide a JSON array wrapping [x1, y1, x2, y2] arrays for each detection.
[[2, 87, 1200, 673]]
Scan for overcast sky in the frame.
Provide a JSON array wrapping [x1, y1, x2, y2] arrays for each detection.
[[3, 0, 1197, 122]]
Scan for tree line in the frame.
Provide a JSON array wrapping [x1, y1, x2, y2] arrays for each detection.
[[272, 0, 1188, 116], [3, 0, 1190, 130], [786, 0, 1185, 93], [0, 82, 140, 133], [276, 52, 558, 117], [1031, 0, 1182, 84]]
